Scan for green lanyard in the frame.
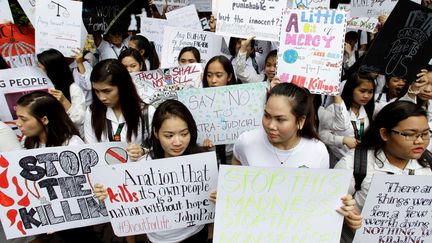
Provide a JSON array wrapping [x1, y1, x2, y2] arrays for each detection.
[[351, 119, 365, 142], [107, 120, 125, 142]]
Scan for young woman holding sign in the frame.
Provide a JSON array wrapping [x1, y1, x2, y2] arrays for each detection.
[[118, 48, 147, 73], [94, 99, 210, 243], [84, 59, 154, 161]]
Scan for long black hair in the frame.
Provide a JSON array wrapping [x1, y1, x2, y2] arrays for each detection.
[[202, 55, 237, 87], [129, 35, 160, 70]]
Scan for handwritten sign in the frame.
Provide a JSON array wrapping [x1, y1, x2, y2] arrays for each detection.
[[161, 27, 223, 68], [17, 0, 36, 25], [153, 0, 190, 6], [360, 0, 432, 83], [215, 0, 290, 41], [0, 67, 54, 122], [213, 166, 351, 242], [353, 175, 432, 243], [35, 0, 83, 57], [350, 0, 421, 18], [131, 63, 203, 106], [166, 4, 202, 31], [0, 142, 128, 239], [347, 17, 379, 33], [0, 0, 14, 24], [0, 23, 36, 68], [91, 152, 218, 237], [277, 9, 347, 95], [293, 0, 330, 9], [177, 83, 266, 145], [139, 17, 169, 59], [191, 0, 212, 12]]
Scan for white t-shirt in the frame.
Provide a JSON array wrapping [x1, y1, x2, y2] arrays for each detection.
[[234, 128, 329, 168], [22, 135, 84, 148]]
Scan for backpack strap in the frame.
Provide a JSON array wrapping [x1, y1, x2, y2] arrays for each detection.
[[353, 146, 368, 192]]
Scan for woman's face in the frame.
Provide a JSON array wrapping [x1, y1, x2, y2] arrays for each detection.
[[121, 56, 142, 73], [206, 60, 232, 87], [386, 77, 406, 99], [179, 51, 198, 65], [155, 116, 191, 158], [92, 81, 120, 109], [262, 95, 304, 147], [128, 40, 145, 57], [382, 116, 430, 161], [108, 33, 123, 47], [16, 105, 46, 138], [264, 56, 277, 80], [353, 81, 374, 107], [418, 78, 432, 101]]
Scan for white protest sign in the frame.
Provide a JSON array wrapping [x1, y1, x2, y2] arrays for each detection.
[[177, 83, 266, 145], [191, 0, 212, 12], [139, 17, 169, 59], [166, 4, 202, 31], [215, 0, 291, 41], [0, 142, 128, 239], [350, 0, 421, 18], [347, 17, 379, 32], [213, 166, 351, 242], [131, 63, 203, 106], [293, 0, 329, 9], [0, 66, 54, 122], [354, 174, 432, 243], [0, 0, 14, 24], [91, 152, 218, 237], [17, 0, 36, 25], [277, 9, 347, 95], [35, 0, 83, 57], [153, 0, 190, 6], [161, 26, 223, 68], [0, 23, 36, 68]]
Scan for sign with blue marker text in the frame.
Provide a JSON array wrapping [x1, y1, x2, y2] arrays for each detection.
[[177, 83, 266, 145], [91, 152, 218, 237], [0, 142, 128, 239], [213, 166, 351, 242], [277, 9, 347, 95]]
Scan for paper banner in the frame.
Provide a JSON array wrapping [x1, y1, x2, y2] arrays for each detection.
[[350, 0, 421, 18], [277, 9, 347, 95], [131, 63, 203, 107], [0, 142, 128, 239], [161, 26, 223, 68], [139, 17, 169, 59], [91, 152, 218, 237], [0, 23, 36, 68], [213, 166, 351, 242], [166, 4, 202, 31], [215, 0, 291, 41], [353, 174, 432, 243], [177, 83, 266, 145], [35, 0, 83, 57], [360, 0, 432, 83]]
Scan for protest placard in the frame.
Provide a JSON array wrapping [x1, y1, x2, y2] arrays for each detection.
[[213, 166, 351, 242], [131, 63, 203, 107], [277, 9, 347, 95], [139, 17, 168, 59], [360, 0, 432, 83], [347, 17, 379, 33], [293, 0, 329, 9], [0, 23, 36, 68], [0, 142, 128, 239], [91, 152, 218, 237], [191, 0, 212, 12], [0, 67, 54, 122], [350, 0, 421, 18], [35, 0, 83, 57], [153, 0, 190, 7], [17, 0, 36, 25], [166, 4, 203, 31], [161, 27, 223, 68], [177, 83, 266, 145], [215, 0, 291, 41], [353, 174, 432, 243], [0, 0, 14, 24]]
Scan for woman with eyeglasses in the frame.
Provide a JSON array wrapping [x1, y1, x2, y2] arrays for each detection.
[[335, 100, 432, 242]]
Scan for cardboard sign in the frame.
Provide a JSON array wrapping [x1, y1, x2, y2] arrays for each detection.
[[131, 63, 203, 106], [0, 67, 54, 122], [213, 166, 351, 242], [277, 9, 347, 95], [0, 0, 14, 24], [177, 83, 266, 145], [166, 4, 203, 31], [161, 26, 223, 68], [0, 23, 36, 68], [91, 152, 218, 237], [353, 174, 432, 243], [35, 0, 83, 57], [215, 0, 291, 41], [0, 142, 128, 239], [350, 0, 421, 18], [360, 0, 432, 82], [17, 0, 36, 25]]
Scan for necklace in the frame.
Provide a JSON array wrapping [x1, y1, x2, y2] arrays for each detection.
[[273, 146, 293, 164]]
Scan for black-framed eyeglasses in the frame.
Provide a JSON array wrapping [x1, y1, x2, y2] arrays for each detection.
[[391, 129, 432, 141]]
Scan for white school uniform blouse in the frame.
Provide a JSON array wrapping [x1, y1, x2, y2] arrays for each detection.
[[232, 52, 262, 83], [97, 36, 130, 61], [67, 83, 86, 135], [70, 61, 93, 106]]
